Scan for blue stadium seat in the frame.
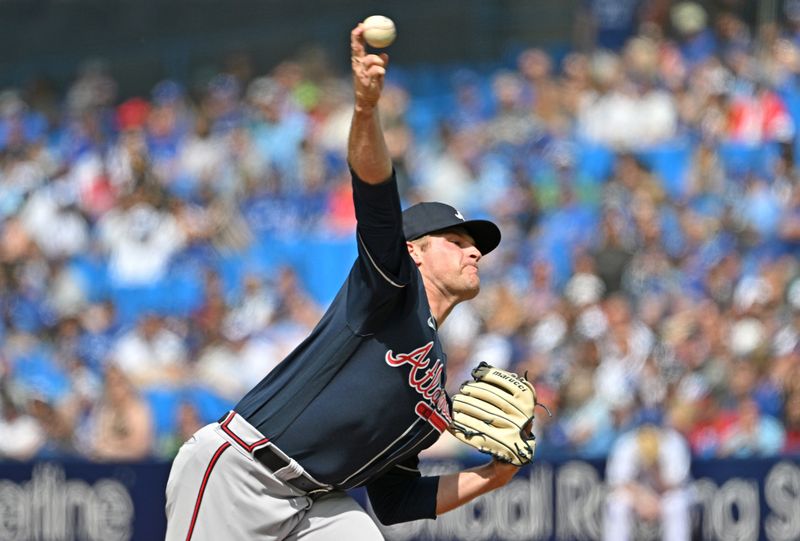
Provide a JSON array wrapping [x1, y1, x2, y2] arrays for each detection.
[[15, 352, 71, 404], [717, 141, 766, 181], [69, 255, 109, 303], [217, 253, 247, 299], [405, 98, 441, 141], [637, 141, 691, 199], [144, 386, 183, 439], [576, 142, 616, 183], [183, 386, 236, 425], [158, 270, 204, 317], [295, 237, 357, 305], [109, 286, 153, 327], [108, 267, 204, 326]]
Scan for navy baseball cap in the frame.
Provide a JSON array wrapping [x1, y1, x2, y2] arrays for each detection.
[[402, 202, 501, 255]]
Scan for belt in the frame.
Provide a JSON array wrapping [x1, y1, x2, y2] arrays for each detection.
[[217, 412, 332, 495], [252, 447, 329, 493]]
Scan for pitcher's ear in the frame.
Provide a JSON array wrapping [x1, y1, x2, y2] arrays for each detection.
[[407, 241, 423, 265]]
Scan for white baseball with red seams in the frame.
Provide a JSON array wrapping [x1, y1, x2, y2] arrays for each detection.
[[362, 15, 396, 48]]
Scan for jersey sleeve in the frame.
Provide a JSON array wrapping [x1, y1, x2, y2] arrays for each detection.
[[346, 168, 414, 332], [365, 456, 439, 525]]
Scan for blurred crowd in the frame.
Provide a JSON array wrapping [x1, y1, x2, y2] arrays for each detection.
[[2, 0, 800, 464]]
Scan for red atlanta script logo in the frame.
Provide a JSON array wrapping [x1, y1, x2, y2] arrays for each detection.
[[385, 342, 452, 432]]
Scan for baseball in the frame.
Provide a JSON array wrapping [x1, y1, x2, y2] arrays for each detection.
[[362, 15, 396, 48]]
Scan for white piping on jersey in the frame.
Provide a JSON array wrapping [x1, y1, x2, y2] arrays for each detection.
[[394, 464, 420, 473], [358, 233, 405, 288], [339, 418, 424, 486]]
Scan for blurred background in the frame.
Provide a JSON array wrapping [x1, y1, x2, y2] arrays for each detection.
[[2, 0, 800, 539]]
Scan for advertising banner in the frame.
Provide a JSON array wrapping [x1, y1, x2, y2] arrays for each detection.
[[0, 460, 168, 541], [377, 457, 800, 541], [0, 456, 798, 540]]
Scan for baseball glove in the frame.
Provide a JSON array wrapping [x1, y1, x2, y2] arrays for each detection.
[[448, 362, 540, 466]]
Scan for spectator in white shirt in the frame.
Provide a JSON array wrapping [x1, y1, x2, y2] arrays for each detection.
[[97, 198, 185, 287], [604, 421, 693, 541], [0, 389, 45, 460], [109, 313, 188, 388]]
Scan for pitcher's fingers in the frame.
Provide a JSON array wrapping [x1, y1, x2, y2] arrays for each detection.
[[361, 54, 387, 80], [351, 25, 366, 58], [366, 64, 386, 80], [362, 53, 386, 70], [360, 53, 389, 70]]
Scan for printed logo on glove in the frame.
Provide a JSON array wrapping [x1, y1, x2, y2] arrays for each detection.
[[448, 362, 545, 466]]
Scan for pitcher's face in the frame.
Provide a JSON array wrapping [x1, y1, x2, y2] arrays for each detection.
[[413, 228, 483, 301]]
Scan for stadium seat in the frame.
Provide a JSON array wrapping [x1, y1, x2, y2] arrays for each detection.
[[637, 141, 691, 199], [183, 386, 236, 425], [144, 386, 183, 439], [69, 255, 109, 303], [577, 142, 616, 183], [14, 351, 71, 404], [716, 141, 777, 181]]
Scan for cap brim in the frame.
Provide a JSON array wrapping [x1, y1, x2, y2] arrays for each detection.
[[464, 219, 501, 255], [428, 219, 501, 255]]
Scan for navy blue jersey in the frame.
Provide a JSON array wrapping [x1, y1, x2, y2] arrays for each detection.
[[234, 170, 449, 520]]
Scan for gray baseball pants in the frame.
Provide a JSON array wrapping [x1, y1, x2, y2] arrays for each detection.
[[164, 412, 384, 540]]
